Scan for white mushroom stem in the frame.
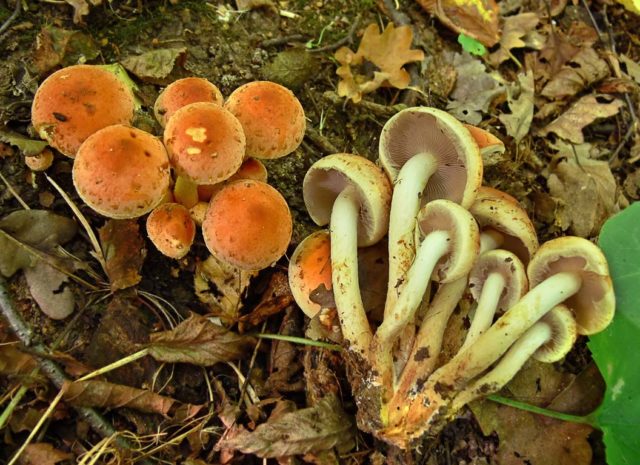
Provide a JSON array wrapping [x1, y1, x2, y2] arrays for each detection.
[[330, 185, 373, 355], [450, 321, 552, 412], [417, 271, 581, 401], [384, 152, 439, 317], [460, 272, 506, 351], [373, 229, 450, 387], [480, 229, 504, 254]]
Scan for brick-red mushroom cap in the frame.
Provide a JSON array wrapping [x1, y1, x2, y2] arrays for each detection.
[[146, 203, 196, 259], [73, 125, 171, 219], [154, 77, 224, 128], [202, 179, 292, 270], [164, 102, 245, 185], [224, 81, 306, 159], [31, 65, 135, 158]]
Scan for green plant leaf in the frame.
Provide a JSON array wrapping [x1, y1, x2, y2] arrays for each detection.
[[458, 33, 487, 56], [589, 202, 640, 464]]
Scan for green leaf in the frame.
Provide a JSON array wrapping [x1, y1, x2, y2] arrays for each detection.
[[458, 33, 487, 56], [589, 202, 640, 464], [0, 127, 48, 156]]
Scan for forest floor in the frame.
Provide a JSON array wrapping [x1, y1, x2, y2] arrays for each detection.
[[0, 0, 638, 464]]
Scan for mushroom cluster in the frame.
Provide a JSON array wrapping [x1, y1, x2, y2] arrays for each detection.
[[31, 65, 304, 270], [289, 107, 616, 447]]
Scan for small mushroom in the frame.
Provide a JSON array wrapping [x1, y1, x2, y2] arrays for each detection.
[[225, 81, 306, 159], [202, 179, 292, 271], [24, 148, 54, 171], [164, 102, 245, 185], [463, 124, 505, 158], [197, 157, 268, 202], [378, 107, 483, 316], [461, 249, 528, 350], [146, 203, 196, 259], [450, 305, 576, 412], [154, 77, 224, 127], [32, 65, 135, 157], [303, 153, 392, 354], [72, 125, 171, 219]]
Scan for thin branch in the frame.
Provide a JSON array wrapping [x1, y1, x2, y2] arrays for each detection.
[[308, 15, 361, 53], [0, 0, 21, 37]]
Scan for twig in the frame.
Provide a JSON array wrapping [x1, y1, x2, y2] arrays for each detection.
[[308, 15, 361, 53], [0, 171, 30, 210], [260, 34, 308, 47], [0, 0, 21, 38], [0, 276, 153, 464], [305, 124, 340, 154], [322, 90, 406, 118]]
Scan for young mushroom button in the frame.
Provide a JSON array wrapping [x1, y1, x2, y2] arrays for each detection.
[[202, 180, 292, 271], [72, 125, 171, 219], [225, 81, 306, 159], [378, 107, 483, 317], [154, 77, 224, 127], [146, 203, 196, 259], [32, 65, 135, 158], [303, 153, 392, 355]]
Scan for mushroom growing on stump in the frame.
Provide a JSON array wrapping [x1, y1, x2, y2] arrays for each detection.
[[393, 236, 615, 445], [146, 203, 196, 259], [225, 81, 306, 159], [372, 199, 480, 394], [303, 153, 392, 355], [72, 125, 170, 219], [164, 102, 245, 210], [202, 180, 292, 271], [378, 107, 483, 317], [32, 65, 135, 157], [154, 77, 224, 127]]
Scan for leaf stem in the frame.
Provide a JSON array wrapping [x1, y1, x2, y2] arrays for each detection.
[[76, 348, 150, 382], [255, 333, 342, 351], [487, 394, 597, 427]]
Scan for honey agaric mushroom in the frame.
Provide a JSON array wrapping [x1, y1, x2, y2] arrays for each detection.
[[463, 124, 505, 158], [395, 236, 615, 444], [73, 125, 170, 219], [146, 203, 196, 259], [372, 200, 479, 390], [32, 65, 135, 158], [461, 249, 528, 350], [450, 304, 577, 413], [164, 102, 245, 185], [289, 230, 333, 319], [470, 186, 538, 263], [303, 153, 392, 355], [378, 107, 482, 316], [24, 148, 54, 171], [197, 157, 268, 202], [202, 179, 292, 271], [225, 81, 306, 159], [154, 77, 224, 127]]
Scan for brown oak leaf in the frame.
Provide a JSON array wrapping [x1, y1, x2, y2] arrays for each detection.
[[335, 23, 424, 103], [489, 13, 541, 66]]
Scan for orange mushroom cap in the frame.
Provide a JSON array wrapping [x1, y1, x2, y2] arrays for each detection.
[[154, 77, 224, 128], [164, 102, 245, 185], [197, 157, 268, 202], [31, 65, 135, 158], [146, 203, 196, 259], [202, 179, 292, 270], [224, 81, 306, 159], [73, 125, 171, 219]]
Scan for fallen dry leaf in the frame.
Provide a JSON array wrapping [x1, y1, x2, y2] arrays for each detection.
[[121, 47, 187, 81], [417, 0, 500, 46], [19, 443, 72, 465], [195, 255, 256, 323], [62, 379, 201, 418], [335, 23, 424, 103], [0, 127, 48, 157], [536, 29, 581, 80], [218, 394, 355, 458], [32, 26, 99, 74], [489, 13, 541, 66], [99, 219, 146, 291], [620, 54, 640, 84], [0, 210, 77, 278], [547, 152, 618, 237], [0, 344, 37, 376], [147, 314, 255, 366], [238, 271, 294, 328], [541, 47, 609, 99], [447, 52, 505, 124], [540, 94, 624, 144], [499, 70, 534, 143], [24, 260, 75, 319]]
